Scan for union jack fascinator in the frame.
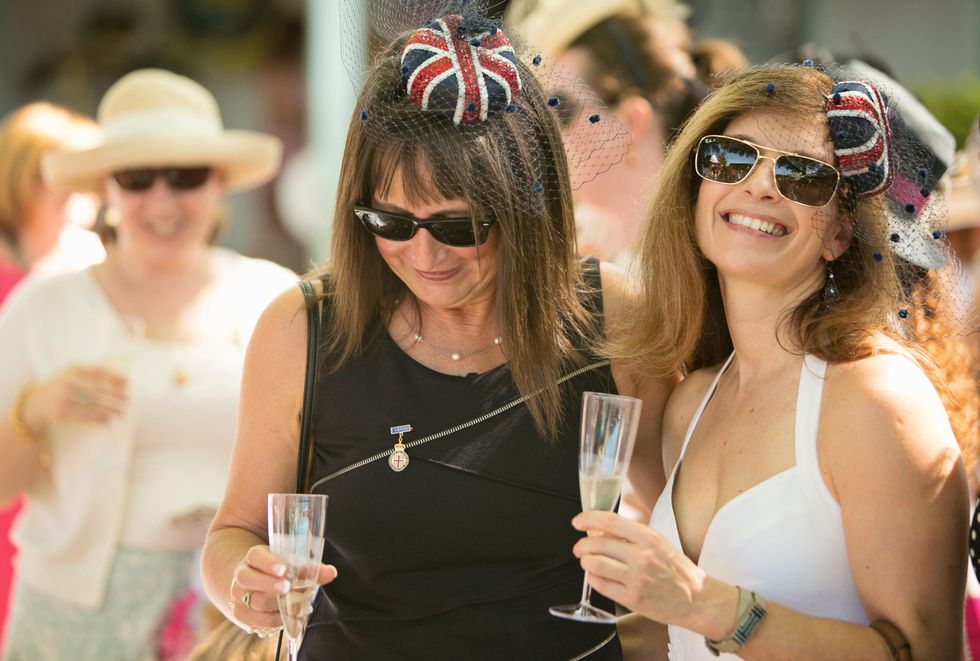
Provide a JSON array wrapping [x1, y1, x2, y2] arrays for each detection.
[[826, 80, 893, 198], [401, 15, 522, 125], [337, 0, 629, 206], [811, 61, 974, 337]]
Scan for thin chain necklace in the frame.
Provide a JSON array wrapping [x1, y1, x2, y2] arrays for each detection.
[[399, 308, 502, 362], [413, 331, 503, 362]]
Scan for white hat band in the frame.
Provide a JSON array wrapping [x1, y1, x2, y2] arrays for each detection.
[[102, 109, 223, 143]]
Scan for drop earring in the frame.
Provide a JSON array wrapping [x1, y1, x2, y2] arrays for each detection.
[[821, 260, 839, 312]]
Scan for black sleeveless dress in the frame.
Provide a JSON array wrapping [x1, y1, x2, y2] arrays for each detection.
[[301, 261, 624, 660]]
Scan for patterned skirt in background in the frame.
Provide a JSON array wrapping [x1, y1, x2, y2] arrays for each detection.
[[3, 547, 194, 661]]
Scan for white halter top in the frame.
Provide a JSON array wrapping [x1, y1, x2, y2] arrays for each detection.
[[648, 354, 868, 660]]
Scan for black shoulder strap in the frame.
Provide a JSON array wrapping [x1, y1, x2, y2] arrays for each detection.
[[296, 279, 321, 493]]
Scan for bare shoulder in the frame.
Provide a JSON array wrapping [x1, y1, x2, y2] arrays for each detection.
[[246, 283, 312, 381], [661, 366, 722, 474], [822, 352, 961, 497]]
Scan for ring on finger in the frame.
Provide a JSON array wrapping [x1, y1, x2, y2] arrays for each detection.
[[74, 387, 91, 405], [241, 591, 252, 608]]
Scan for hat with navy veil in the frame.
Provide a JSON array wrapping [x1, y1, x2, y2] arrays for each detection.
[[336, 0, 631, 218]]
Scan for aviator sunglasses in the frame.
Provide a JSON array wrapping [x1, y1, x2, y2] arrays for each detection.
[[694, 135, 841, 207], [111, 167, 214, 192], [353, 205, 495, 247]]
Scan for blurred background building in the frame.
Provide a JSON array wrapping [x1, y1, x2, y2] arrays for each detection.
[[0, 0, 977, 270]]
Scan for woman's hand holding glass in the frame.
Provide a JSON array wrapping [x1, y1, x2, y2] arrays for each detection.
[[571, 510, 737, 641], [550, 392, 642, 623], [228, 543, 337, 636], [19, 365, 128, 434]]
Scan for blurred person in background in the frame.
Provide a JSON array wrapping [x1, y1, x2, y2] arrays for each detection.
[[0, 69, 296, 660], [947, 118, 980, 340], [0, 102, 104, 290], [506, 0, 707, 268], [0, 101, 105, 652], [958, 113, 980, 657], [506, 0, 709, 525], [691, 38, 750, 84]]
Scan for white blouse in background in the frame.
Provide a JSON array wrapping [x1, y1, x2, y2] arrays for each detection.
[[0, 248, 296, 608]]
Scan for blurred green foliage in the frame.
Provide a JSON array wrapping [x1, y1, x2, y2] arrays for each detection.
[[915, 76, 980, 150]]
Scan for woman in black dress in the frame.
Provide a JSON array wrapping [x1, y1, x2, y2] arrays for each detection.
[[201, 2, 673, 659]]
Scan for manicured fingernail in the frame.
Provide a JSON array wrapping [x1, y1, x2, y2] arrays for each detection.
[[571, 517, 583, 529], [272, 564, 286, 577], [274, 580, 289, 594]]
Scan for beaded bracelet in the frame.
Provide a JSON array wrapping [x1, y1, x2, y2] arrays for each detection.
[[9, 383, 50, 468]]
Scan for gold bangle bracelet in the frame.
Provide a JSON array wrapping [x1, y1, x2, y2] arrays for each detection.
[[9, 383, 50, 468]]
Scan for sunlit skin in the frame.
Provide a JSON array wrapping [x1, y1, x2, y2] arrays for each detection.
[[694, 111, 848, 309], [104, 169, 223, 270]]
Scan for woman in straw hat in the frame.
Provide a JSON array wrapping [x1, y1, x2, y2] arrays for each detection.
[[200, 1, 673, 658], [0, 69, 296, 659], [573, 65, 971, 659]]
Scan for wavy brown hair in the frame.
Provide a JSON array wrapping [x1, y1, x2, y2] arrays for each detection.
[[611, 66, 908, 375], [311, 35, 595, 439]]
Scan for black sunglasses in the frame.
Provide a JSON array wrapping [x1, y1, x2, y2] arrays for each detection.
[[353, 205, 494, 247], [694, 135, 841, 208], [111, 167, 213, 192]]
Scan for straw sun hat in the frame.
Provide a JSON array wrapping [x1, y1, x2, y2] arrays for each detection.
[[43, 68, 282, 194]]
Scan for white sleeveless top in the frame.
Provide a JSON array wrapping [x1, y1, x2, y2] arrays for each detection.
[[648, 354, 868, 660]]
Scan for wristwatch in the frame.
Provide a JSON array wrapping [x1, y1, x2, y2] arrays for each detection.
[[704, 587, 768, 656]]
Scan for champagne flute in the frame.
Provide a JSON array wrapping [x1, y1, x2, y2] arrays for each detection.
[[550, 391, 642, 623], [268, 493, 328, 661]]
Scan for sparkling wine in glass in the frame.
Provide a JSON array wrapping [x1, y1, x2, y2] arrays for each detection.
[[550, 391, 642, 623], [268, 493, 328, 661]]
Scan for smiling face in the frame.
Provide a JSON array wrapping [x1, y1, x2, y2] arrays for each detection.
[[370, 163, 498, 312], [694, 110, 848, 293], [104, 168, 223, 264]]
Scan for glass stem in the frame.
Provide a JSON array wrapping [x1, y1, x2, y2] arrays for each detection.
[[579, 572, 593, 606]]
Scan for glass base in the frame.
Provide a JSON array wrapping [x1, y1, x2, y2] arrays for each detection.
[[549, 602, 618, 623]]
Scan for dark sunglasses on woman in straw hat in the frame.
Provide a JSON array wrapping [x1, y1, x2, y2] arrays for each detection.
[[111, 166, 214, 192]]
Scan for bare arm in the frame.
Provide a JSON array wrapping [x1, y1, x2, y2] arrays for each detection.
[[201, 285, 336, 631], [602, 262, 677, 512], [575, 354, 968, 660]]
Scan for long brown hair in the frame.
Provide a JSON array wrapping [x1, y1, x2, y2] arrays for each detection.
[[611, 66, 907, 375], [312, 35, 595, 439]]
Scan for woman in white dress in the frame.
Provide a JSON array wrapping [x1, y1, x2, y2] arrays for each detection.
[[0, 69, 296, 660], [574, 65, 970, 659]]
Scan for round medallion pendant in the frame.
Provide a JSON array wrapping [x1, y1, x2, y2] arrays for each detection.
[[388, 448, 410, 472]]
